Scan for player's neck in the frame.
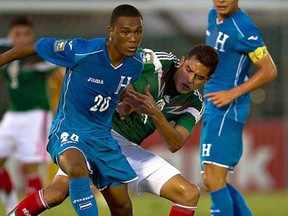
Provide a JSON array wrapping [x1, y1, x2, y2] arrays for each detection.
[[217, 7, 239, 22], [106, 41, 125, 67]]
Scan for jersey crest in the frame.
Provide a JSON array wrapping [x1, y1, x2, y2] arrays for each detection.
[[141, 51, 154, 64], [54, 40, 67, 52], [214, 32, 229, 52]]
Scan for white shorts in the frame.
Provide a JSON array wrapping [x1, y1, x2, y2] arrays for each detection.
[[112, 130, 180, 195], [55, 130, 181, 196], [0, 110, 52, 163]]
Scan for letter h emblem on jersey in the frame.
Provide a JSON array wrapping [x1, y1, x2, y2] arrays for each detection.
[[114, 76, 132, 94], [214, 32, 229, 52], [202, 143, 212, 157]]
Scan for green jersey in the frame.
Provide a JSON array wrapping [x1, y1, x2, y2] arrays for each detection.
[[112, 48, 204, 145], [0, 38, 56, 111]]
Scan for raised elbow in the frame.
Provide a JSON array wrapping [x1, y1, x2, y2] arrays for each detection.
[[168, 142, 184, 153], [270, 67, 278, 81], [266, 57, 278, 81], [169, 147, 179, 153], [263, 65, 278, 84]]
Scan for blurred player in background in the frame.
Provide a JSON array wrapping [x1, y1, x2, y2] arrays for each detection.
[[0, 4, 143, 216], [200, 0, 277, 215], [7, 44, 219, 216], [0, 16, 61, 214]]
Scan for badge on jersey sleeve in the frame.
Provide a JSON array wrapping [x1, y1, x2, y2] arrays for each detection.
[[248, 46, 269, 63], [54, 40, 67, 52], [140, 51, 154, 64]]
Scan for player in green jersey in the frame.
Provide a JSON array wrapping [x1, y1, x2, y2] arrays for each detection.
[[0, 16, 61, 214], [7, 44, 219, 216]]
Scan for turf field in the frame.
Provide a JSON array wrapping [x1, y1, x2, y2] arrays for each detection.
[[1, 190, 288, 216]]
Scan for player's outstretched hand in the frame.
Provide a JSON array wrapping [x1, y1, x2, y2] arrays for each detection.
[[124, 85, 160, 116]]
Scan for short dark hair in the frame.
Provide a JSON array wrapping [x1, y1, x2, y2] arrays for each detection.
[[188, 44, 219, 77], [9, 16, 33, 29], [110, 4, 143, 26]]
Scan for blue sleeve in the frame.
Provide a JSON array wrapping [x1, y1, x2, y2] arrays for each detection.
[[35, 38, 76, 68], [207, 8, 216, 26], [235, 17, 265, 54]]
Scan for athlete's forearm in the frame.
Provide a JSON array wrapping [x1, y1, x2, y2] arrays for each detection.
[[232, 54, 277, 99], [206, 55, 278, 108], [0, 40, 37, 67], [151, 112, 186, 153]]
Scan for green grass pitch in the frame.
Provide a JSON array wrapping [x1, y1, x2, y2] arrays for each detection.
[[1, 191, 288, 215]]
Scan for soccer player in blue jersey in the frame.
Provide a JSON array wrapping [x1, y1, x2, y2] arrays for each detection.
[[6, 45, 219, 216], [200, 0, 277, 215], [0, 4, 143, 216]]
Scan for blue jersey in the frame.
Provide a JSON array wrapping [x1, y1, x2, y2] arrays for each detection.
[[35, 37, 143, 138], [205, 8, 266, 123]]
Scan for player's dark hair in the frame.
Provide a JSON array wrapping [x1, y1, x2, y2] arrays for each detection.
[[110, 4, 143, 26], [9, 16, 33, 29], [188, 44, 219, 77]]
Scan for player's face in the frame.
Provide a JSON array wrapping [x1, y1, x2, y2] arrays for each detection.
[[174, 56, 210, 94], [213, 0, 239, 21], [108, 16, 143, 57], [8, 25, 35, 47]]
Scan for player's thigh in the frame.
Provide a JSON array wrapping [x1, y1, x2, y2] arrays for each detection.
[[113, 130, 181, 195], [101, 184, 131, 209], [123, 144, 180, 195]]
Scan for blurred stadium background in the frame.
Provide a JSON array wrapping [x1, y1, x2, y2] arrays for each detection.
[[0, 0, 287, 215]]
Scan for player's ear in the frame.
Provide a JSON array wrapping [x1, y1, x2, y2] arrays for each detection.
[[107, 26, 114, 40], [179, 56, 186, 66]]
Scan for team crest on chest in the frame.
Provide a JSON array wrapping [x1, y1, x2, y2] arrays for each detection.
[[215, 32, 229, 52]]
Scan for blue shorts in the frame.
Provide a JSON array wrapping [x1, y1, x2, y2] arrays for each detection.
[[47, 131, 137, 190], [200, 113, 244, 172]]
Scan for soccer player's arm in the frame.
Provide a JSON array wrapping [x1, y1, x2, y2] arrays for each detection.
[[150, 108, 193, 153], [230, 45, 277, 100], [118, 52, 158, 118], [229, 20, 278, 100], [167, 99, 203, 153], [120, 83, 191, 152], [35, 38, 76, 68], [0, 39, 37, 67], [117, 70, 153, 118], [206, 27, 278, 108], [155, 93, 203, 153], [247, 45, 278, 88], [117, 85, 136, 119]]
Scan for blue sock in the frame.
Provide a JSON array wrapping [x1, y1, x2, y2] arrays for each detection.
[[69, 177, 98, 216], [227, 183, 253, 216], [210, 186, 233, 216]]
